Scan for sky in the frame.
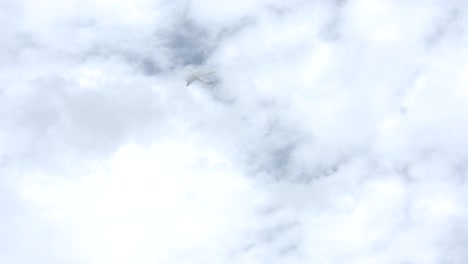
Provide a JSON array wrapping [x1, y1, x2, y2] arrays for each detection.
[[1, 0, 468, 263]]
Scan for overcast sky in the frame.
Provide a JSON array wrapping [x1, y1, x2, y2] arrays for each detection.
[[2, 0, 468, 263]]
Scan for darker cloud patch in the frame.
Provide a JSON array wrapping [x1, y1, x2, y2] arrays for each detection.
[[425, 7, 462, 48], [320, 1, 346, 41], [246, 118, 305, 182], [0, 74, 164, 172], [268, 144, 297, 179], [166, 18, 213, 67], [140, 57, 160, 75]]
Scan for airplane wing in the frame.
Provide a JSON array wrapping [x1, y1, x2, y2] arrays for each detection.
[[185, 65, 214, 86], [197, 76, 209, 85]]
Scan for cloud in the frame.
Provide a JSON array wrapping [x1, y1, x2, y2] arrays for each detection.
[[20, 141, 263, 264], [2, 0, 468, 263]]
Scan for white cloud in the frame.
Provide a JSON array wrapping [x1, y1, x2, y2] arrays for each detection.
[[2, 0, 468, 263], [21, 140, 262, 264]]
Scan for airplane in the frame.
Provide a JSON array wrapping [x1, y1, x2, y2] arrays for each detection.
[[185, 66, 214, 86]]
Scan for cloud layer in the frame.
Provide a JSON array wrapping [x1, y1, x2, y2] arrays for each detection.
[[2, 0, 468, 263]]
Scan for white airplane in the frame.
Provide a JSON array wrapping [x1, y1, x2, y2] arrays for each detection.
[[185, 66, 214, 86]]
